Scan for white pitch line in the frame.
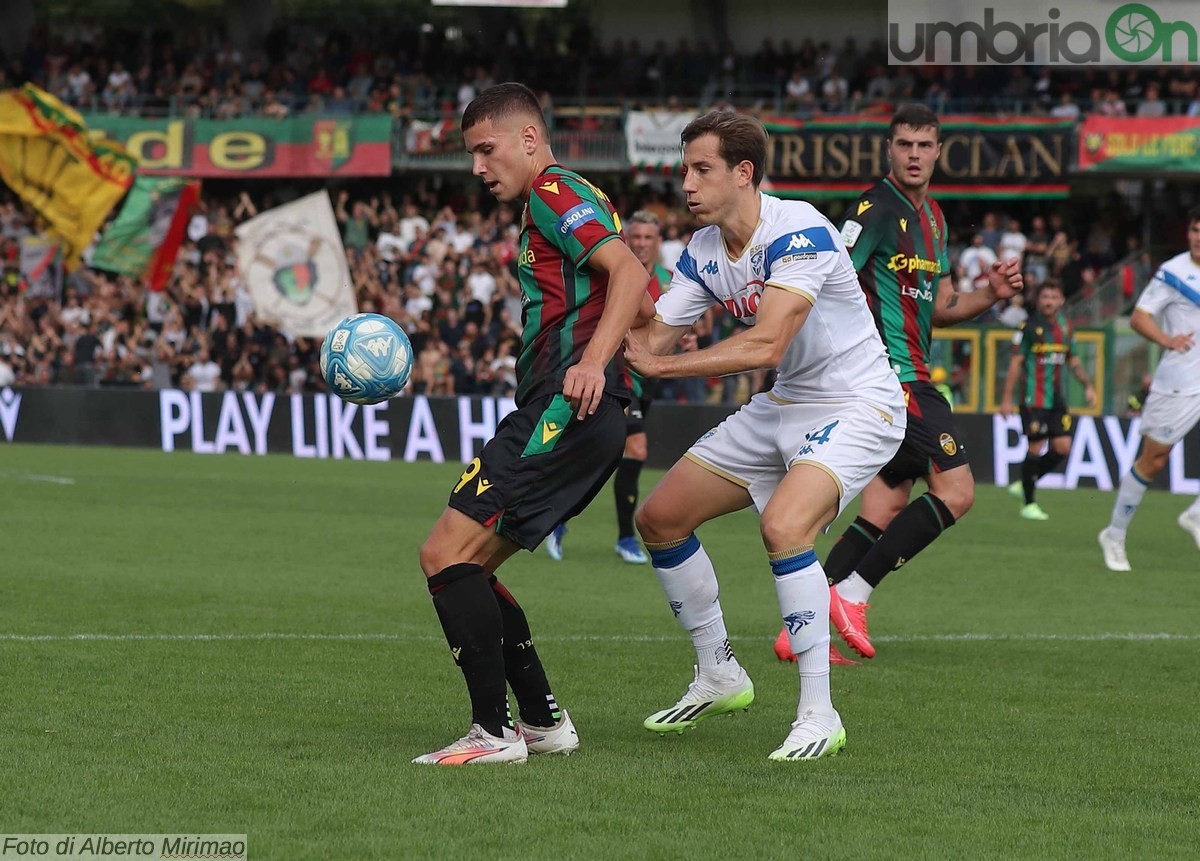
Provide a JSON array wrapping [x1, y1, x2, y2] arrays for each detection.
[[0, 471, 76, 485], [0, 632, 1198, 644]]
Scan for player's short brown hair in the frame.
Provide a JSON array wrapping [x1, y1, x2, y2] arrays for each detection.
[[461, 82, 546, 134], [1188, 204, 1200, 226], [888, 104, 941, 141], [680, 111, 767, 187]]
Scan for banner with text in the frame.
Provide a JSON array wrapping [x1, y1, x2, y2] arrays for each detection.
[[625, 111, 693, 170], [2, 388, 1198, 497], [82, 115, 392, 177], [1078, 116, 1200, 172], [762, 116, 1073, 198]]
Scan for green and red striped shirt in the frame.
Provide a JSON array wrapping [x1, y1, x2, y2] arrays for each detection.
[[1013, 310, 1075, 409], [517, 165, 631, 406], [837, 177, 950, 383]]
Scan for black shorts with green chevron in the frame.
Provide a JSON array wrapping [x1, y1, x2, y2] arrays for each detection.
[[447, 392, 626, 550]]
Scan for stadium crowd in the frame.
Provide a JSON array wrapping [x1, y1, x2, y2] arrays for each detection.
[[0, 182, 1146, 399], [10, 18, 1200, 118]]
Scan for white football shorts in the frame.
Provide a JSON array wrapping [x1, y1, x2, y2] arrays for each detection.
[[1139, 390, 1200, 446], [685, 392, 906, 519]]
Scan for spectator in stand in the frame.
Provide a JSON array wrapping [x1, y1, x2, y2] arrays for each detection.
[[999, 219, 1027, 268], [1096, 89, 1128, 116], [1136, 83, 1167, 117], [784, 68, 814, 112], [958, 234, 999, 294], [1050, 92, 1080, 119], [1024, 216, 1052, 284], [979, 212, 1003, 252], [821, 69, 850, 110]]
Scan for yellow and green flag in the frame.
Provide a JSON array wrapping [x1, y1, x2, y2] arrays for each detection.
[[0, 84, 135, 269]]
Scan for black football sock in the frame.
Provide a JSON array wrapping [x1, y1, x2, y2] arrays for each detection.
[[1021, 454, 1040, 505], [854, 493, 957, 589], [1036, 450, 1066, 479], [614, 457, 643, 540], [427, 563, 509, 737], [489, 575, 560, 728], [825, 516, 884, 585], [1023, 451, 1066, 504]]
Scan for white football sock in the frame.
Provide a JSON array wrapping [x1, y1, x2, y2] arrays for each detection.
[[1109, 469, 1150, 536], [647, 535, 739, 679], [836, 572, 873, 604], [771, 548, 834, 716]]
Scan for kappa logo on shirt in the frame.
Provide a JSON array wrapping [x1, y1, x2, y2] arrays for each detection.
[[787, 232, 816, 251]]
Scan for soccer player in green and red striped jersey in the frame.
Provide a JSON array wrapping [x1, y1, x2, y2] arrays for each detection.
[[1000, 280, 1097, 520], [773, 105, 1024, 664], [415, 83, 653, 766]]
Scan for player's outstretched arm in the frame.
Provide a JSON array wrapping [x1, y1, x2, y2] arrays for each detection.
[[932, 260, 1023, 326], [563, 239, 651, 418], [625, 286, 811, 379]]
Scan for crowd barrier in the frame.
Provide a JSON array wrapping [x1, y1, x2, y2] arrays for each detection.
[[2, 388, 1197, 494]]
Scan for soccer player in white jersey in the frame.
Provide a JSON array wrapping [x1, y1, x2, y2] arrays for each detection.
[[1099, 207, 1200, 571], [623, 112, 906, 760]]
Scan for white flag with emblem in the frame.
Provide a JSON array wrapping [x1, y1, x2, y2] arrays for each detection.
[[235, 191, 356, 338]]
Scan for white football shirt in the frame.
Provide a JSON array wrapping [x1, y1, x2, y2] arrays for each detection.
[[1135, 251, 1200, 396], [654, 194, 899, 405]]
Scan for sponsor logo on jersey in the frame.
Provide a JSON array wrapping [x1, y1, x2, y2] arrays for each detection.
[[519, 247, 536, 266], [540, 181, 560, 195], [787, 232, 817, 251], [857, 200, 873, 216], [750, 244, 765, 278], [899, 217, 908, 232], [840, 220, 863, 248], [939, 432, 958, 456], [886, 253, 940, 274], [476, 478, 493, 496], [556, 204, 598, 237], [701, 259, 720, 275], [901, 283, 934, 302]]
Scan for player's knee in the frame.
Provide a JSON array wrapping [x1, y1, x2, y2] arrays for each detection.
[[624, 434, 647, 461], [759, 510, 817, 551], [418, 538, 442, 578], [934, 476, 974, 519], [635, 497, 677, 544], [1051, 437, 1072, 457]]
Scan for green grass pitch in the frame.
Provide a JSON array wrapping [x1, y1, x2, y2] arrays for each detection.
[[2, 444, 1198, 860]]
